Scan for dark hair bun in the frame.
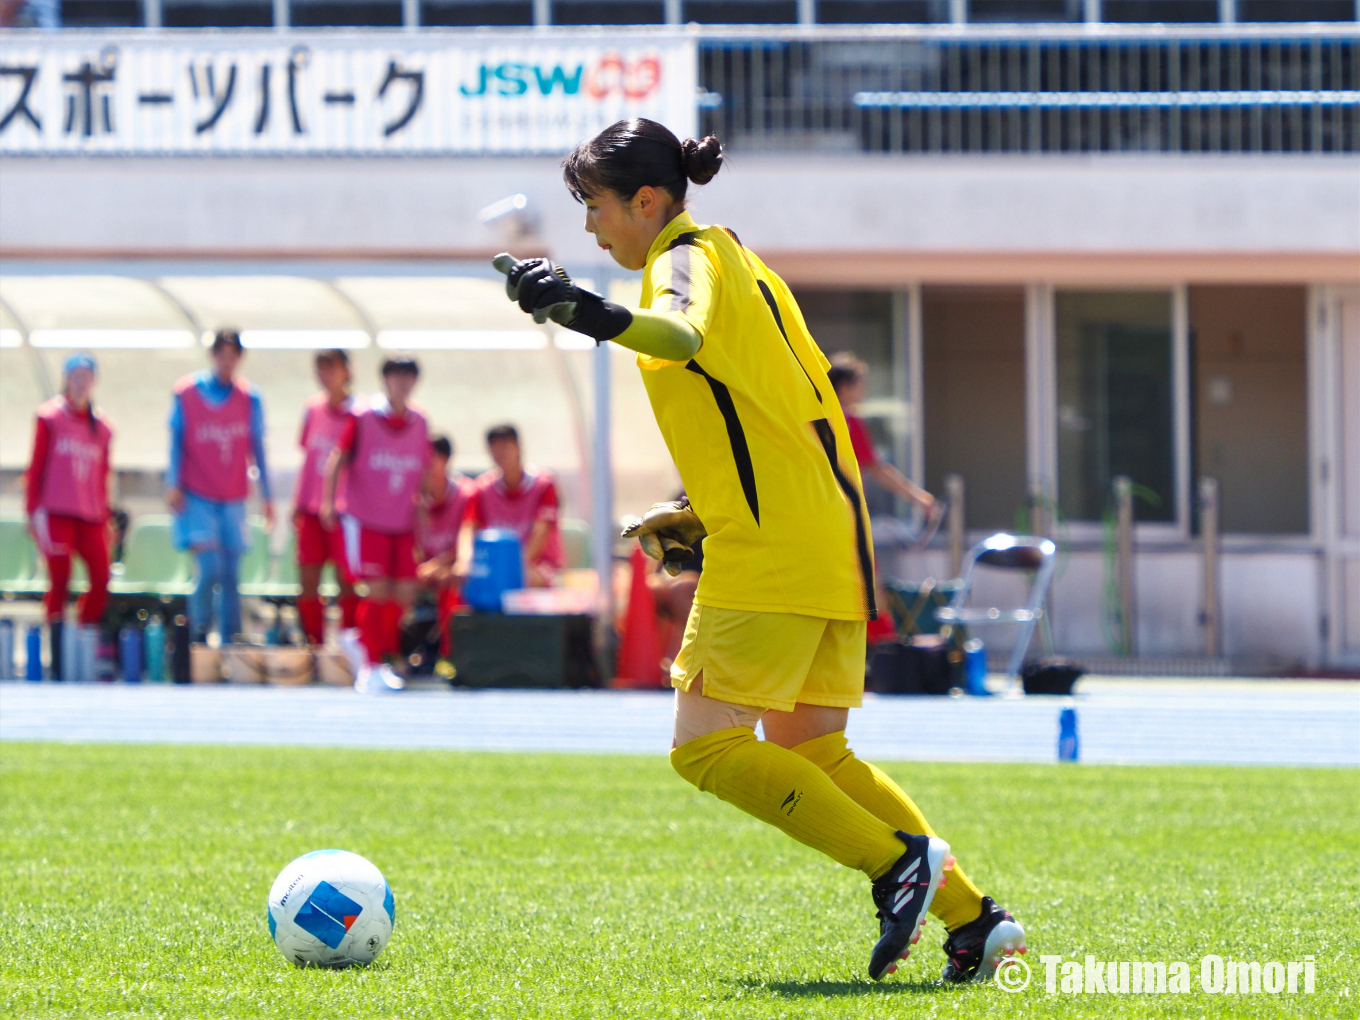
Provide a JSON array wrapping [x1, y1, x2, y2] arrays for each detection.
[[680, 136, 723, 186]]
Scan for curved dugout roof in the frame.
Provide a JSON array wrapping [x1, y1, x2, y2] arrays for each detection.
[[0, 276, 198, 349], [0, 274, 673, 513], [0, 275, 603, 350]]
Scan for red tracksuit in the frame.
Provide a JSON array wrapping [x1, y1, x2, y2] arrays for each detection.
[[26, 396, 112, 624]]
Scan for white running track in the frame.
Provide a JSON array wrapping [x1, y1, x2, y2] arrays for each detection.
[[2, 678, 1357, 766]]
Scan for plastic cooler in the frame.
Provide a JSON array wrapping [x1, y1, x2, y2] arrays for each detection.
[[463, 529, 524, 612]]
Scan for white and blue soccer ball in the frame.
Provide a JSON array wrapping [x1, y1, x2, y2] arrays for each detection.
[[267, 849, 395, 967]]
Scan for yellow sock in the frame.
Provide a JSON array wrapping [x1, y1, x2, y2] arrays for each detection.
[[670, 726, 905, 879], [792, 730, 985, 931]]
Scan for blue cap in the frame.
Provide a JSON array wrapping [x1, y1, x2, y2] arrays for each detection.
[[62, 352, 97, 376]]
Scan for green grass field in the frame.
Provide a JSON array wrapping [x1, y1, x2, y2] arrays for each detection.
[[2, 743, 1356, 1019]]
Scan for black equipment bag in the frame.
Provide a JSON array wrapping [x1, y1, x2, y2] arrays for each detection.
[[871, 578, 968, 695], [1020, 658, 1085, 695], [867, 635, 961, 696], [449, 613, 599, 689]]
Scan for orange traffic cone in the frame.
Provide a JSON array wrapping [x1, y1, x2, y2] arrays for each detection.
[[613, 546, 664, 688]]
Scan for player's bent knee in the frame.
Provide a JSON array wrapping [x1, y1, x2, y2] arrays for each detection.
[[669, 726, 750, 794], [672, 679, 763, 749], [786, 728, 853, 768], [669, 744, 702, 787]]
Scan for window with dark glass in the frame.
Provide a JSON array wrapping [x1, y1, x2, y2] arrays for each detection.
[[553, 0, 664, 22], [1056, 291, 1175, 524], [421, 0, 534, 23], [817, 0, 945, 22], [923, 287, 1028, 532], [290, 0, 403, 25], [683, 0, 798, 23], [1237, 0, 1355, 22], [163, 0, 273, 27], [1190, 286, 1309, 535], [1101, 0, 1219, 22], [52, 0, 142, 26], [968, 0, 1082, 22]]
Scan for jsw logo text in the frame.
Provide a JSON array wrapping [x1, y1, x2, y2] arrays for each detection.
[[459, 55, 662, 99]]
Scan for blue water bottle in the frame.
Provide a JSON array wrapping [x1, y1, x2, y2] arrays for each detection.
[[120, 626, 143, 683], [79, 625, 100, 683], [144, 616, 166, 682], [0, 618, 13, 681], [463, 529, 524, 612], [25, 625, 43, 681], [964, 638, 989, 697], [1058, 706, 1079, 762]]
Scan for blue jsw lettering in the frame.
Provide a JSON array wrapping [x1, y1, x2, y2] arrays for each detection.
[[460, 63, 584, 97]]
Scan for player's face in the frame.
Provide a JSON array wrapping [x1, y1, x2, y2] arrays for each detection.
[[837, 375, 868, 409], [427, 455, 449, 484], [316, 359, 349, 396], [582, 185, 664, 272], [384, 371, 417, 405], [212, 345, 242, 379], [65, 367, 95, 406], [488, 437, 521, 474]]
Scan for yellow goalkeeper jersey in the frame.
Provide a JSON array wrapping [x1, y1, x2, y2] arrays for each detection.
[[636, 211, 876, 621]]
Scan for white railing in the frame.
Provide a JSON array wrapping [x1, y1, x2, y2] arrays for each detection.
[[698, 24, 1359, 153]]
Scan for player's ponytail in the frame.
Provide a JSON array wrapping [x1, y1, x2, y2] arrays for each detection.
[[679, 135, 723, 186], [563, 119, 722, 204]]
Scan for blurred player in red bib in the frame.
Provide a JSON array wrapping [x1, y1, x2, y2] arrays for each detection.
[[166, 329, 273, 644], [322, 357, 428, 693], [466, 424, 562, 588], [26, 353, 113, 649], [292, 349, 359, 647], [416, 435, 474, 659], [828, 353, 941, 644]]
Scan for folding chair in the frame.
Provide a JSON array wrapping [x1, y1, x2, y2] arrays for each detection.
[[935, 533, 1057, 690]]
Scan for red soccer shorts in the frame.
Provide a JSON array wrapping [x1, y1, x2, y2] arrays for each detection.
[[295, 511, 350, 575], [342, 516, 417, 580]]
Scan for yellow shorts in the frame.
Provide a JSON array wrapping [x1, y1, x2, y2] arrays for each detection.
[[670, 603, 867, 712]]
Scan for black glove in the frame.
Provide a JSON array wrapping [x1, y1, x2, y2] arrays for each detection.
[[492, 253, 633, 341], [621, 497, 707, 577], [494, 254, 579, 326]]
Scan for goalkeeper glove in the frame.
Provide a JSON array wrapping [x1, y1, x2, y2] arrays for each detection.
[[493, 253, 633, 340], [621, 497, 707, 577]]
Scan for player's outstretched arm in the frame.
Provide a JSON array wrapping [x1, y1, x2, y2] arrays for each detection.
[[319, 447, 345, 529], [493, 253, 700, 362]]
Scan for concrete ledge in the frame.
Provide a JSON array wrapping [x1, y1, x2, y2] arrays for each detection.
[[2, 155, 1356, 268]]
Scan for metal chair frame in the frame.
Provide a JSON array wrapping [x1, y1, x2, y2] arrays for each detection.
[[935, 533, 1057, 687]]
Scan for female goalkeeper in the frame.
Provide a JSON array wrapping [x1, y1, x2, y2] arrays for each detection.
[[494, 118, 1024, 983]]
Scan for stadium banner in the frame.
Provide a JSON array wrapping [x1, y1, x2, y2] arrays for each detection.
[[0, 32, 697, 155]]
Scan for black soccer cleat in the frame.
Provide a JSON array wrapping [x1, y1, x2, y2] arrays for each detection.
[[940, 895, 1027, 983], [868, 832, 953, 980]]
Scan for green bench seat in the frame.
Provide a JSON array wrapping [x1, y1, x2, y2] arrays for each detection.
[[108, 515, 193, 597], [0, 517, 44, 596]]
